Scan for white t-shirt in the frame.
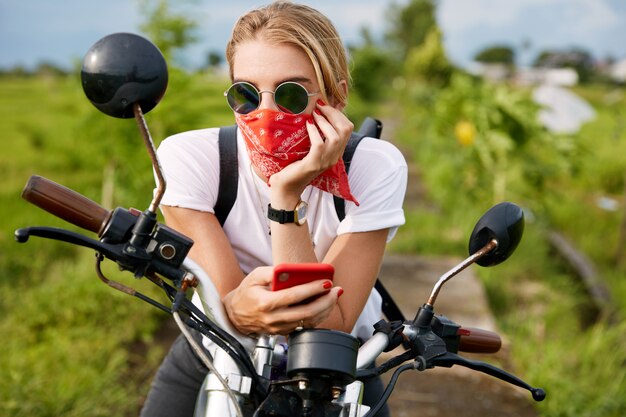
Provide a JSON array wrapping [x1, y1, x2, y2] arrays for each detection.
[[157, 127, 407, 340]]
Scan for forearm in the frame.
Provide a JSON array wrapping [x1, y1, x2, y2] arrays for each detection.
[[270, 220, 318, 264], [315, 229, 389, 333], [268, 171, 318, 264]]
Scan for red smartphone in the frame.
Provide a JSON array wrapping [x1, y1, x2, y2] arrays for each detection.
[[271, 263, 334, 291]]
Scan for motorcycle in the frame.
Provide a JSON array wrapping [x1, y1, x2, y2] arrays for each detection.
[[14, 33, 545, 417]]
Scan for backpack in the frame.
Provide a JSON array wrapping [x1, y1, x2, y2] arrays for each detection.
[[215, 118, 405, 322]]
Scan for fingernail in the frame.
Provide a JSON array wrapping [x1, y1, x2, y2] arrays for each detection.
[[314, 109, 322, 115], [323, 281, 333, 289], [337, 288, 344, 297], [317, 99, 326, 106]]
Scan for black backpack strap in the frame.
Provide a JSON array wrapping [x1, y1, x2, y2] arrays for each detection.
[[333, 131, 367, 221], [375, 280, 405, 323], [334, 117, 382, 221], [215, 125, 238, 226]]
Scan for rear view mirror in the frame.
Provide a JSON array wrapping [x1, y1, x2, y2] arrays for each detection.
[[468, 202, 524, 266], [81, 32, 168, 118]]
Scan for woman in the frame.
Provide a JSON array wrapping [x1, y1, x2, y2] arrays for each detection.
[[141, 1, 407, 416]]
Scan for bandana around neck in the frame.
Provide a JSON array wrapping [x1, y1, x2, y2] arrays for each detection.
[[235, 109, 359, 205]]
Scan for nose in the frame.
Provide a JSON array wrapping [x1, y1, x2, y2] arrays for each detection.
[[257, 90, 279, 111]]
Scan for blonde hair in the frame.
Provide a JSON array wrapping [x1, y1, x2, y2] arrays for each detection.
[[226, 1, 349, 106]]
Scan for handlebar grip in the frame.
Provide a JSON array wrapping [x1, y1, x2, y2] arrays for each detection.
[[21, 175, 111, 235], [458, 327, 502, 354]]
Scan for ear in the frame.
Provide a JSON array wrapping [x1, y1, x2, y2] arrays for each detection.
[[332, 79, 349, 111]]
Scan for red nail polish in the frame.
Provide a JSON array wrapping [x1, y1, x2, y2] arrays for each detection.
[[314, 109, 322, 116], [337, 288, 344, 297], [323, 281, 332, 289], [317, 99, 326, 106]]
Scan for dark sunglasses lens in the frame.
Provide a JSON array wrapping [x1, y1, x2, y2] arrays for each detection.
[[227, 83, 259, 114], [275, 83, 309, 114]]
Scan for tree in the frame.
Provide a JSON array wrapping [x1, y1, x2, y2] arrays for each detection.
[[404, 27, 452, 86], [350, 43, 397, 101], [205, 51, 223, 70], [138, 0, 199, 65], [533, 47, 595, 83], [385, 0, 438, 60], [474, 45, 515, 65]]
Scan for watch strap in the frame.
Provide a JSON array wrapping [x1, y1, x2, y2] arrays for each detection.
[[267, 204, 296, 224]]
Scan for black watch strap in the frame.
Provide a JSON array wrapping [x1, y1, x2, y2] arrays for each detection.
[[267, 204, 295, 224]]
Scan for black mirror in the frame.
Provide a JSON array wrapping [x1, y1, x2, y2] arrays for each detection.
[[81, 32, 168, 118], [468, 202, 524, 266]]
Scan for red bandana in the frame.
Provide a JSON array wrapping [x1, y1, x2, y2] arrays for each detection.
[[235, 109, 359, 204]]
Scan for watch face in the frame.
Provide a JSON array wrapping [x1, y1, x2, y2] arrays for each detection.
[[295, 200, 308, 225]]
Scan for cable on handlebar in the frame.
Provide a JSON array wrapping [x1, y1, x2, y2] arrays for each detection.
[[94, 254, 174, 315], [92, 254, 264, 399], [174, 311, 245, 417], [362, 361, 421, 417], [169, 289, 264, 395], [356, 349, 415, 380]]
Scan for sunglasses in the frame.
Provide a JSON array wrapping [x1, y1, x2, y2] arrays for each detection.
[[224, 81, 319, 115]]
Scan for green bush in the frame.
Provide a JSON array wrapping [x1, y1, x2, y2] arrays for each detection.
[[393, 74, 626, 417]]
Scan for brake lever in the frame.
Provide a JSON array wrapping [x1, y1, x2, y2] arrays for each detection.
[[432, 352, 546, 401], [15, 226, 189, 285], [16, 226, 124, 258]]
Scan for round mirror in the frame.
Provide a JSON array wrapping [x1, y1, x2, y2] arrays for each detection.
[[468, 202, 524, 266], [81, 33, 168, 118]]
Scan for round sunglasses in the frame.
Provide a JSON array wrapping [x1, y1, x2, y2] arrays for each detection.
[[224, 81, 319, 115]]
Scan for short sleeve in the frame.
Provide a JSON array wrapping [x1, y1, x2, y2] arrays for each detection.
[[336, 138, 407, 241], [156, 128, 221, 213]]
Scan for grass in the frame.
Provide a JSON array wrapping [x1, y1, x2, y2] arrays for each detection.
[[2, 72, 625, 416], [0, 71, 234, 416]]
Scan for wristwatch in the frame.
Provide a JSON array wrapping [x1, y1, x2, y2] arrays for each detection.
[[267, 200, 308, 226]]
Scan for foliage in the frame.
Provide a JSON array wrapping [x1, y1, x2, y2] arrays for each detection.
[[407, 72, 576, 207], [474, 45, 515, 65], [348, 0, 443, 116], [385, 0, 437, 60], [138, 0, 199, 65], [205, 51, 223, 70], [349, 40, 398, 101], [392, 74, 626, 417], [404, 27, 453, 86], [533, 47, 595, 83]]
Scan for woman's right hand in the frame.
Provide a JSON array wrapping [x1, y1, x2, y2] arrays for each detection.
[[222, 266, 343, 335], [267, 100, 353, 210]]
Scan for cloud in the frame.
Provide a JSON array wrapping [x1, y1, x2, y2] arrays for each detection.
[[439, 0, 618, 32], [438, 0, 626, 66], [438, 0, 544, 30]]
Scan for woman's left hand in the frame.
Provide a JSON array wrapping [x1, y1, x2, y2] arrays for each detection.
[[268, 101, 353, 207], [223, 266, 343, 335]]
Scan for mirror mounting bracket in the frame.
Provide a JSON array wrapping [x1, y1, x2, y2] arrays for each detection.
[[133, 103, 166, 214], [426, 238, 498, 307]]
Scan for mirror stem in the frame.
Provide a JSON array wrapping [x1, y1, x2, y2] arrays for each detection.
[[133, 103, 166, 214], [426, 239, 498, 307]]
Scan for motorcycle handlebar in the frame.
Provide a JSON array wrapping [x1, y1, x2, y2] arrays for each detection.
[[22, 175, 111, 235], [458, 327, 502, 354]]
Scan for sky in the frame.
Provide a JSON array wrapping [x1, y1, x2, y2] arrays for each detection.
[[1, 0, 625, 71]]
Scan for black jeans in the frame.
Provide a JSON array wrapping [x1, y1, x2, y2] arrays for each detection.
[[140, 331, 390, 417]]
